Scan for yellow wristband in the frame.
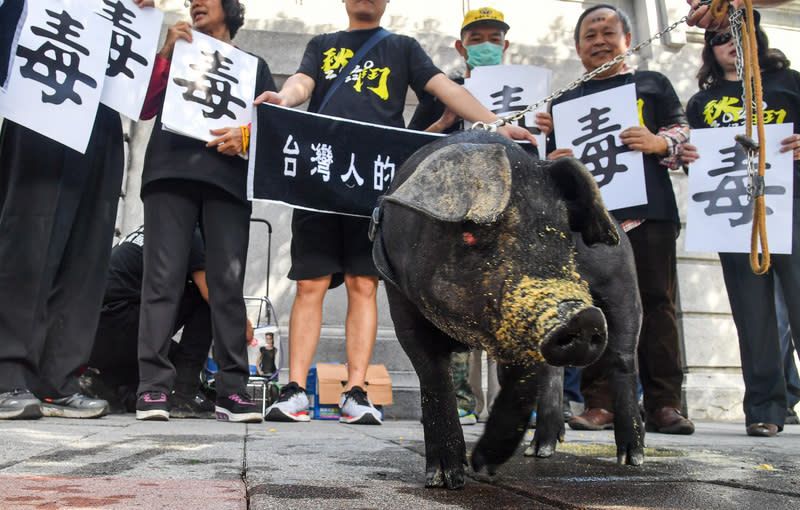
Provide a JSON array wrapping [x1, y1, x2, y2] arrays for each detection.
[[240, 125, 250, 154]]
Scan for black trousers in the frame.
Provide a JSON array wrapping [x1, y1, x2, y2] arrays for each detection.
[[137, 180, 251, 398], [90, 283, 212, 393], [0, 112, 123, 397], [719, 197, 800, 429], [581, 220, 685, 413]]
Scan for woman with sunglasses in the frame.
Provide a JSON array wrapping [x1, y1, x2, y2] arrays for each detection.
[[135, 0, 276, 422], [684, 10, 800, 437]]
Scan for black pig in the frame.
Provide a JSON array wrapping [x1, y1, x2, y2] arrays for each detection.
[[370, 130, 644, 488]]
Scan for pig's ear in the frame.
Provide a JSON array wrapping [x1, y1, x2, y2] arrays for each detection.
[[545, 157, 620, 246], [385, 143, 511, 224]]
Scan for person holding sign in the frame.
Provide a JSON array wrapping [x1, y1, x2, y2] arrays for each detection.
[[684, 12, 800, 436], [256, 0, 535, 425], [408, 7, 553, 138], [0, 0, 155, 421], [134, 0, 276, 423], [548, 4, 694, 435]]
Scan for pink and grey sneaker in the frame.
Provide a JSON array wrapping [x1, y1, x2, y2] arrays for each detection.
[[216, 392, 263, 423], [136, 392, 169, 421]]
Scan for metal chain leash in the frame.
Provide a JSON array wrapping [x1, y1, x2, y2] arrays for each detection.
[[728, 8, 761, 202], [472, 14, 692, 132]]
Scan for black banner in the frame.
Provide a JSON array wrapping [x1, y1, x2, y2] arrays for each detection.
[[249, 102, 442, 217], [0, 0, 27, 90]]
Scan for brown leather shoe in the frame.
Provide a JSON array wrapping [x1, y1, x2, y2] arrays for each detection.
[[746, 422, 779, 437], [646, 407, 695, 435], [568, 407, 614, 430]]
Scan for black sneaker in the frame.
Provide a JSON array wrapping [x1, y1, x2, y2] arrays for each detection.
[[169, 391, 215, 419], [41, 393, 109, 419], [0, 389, 42, 420], [216, 391, 263, 423], [136, 392, 169, 421]]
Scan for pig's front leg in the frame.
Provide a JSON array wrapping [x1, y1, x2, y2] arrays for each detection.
[[525, 364, 565, 458], [608, 346, 645, 465], [472, 363, 537, 474], [386, 287, 467, 489]]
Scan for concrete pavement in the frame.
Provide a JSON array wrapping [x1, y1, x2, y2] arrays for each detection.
[[1, 415, 798, 509]]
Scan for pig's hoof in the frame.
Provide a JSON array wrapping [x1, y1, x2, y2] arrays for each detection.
[[616, 446, 645, 466], [470, 449, 499, 475], [425, 466, 465, 489], [530, 440, 556, 458]]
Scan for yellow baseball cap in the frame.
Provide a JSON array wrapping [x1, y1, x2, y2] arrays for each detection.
[[461, 6, 510, 32]]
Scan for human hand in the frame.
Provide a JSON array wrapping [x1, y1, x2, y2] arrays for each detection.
[[158, 21, 192, 60], [547, 148, 574, 160], [497, 124, 537, 144], [254, 90, 287, 106], [133, 0, 156, 7], [686, 0, 737, 30], [620, 126, 668, 155], [780, 133, 800, 161], [535, 112, 553, 137], [246, 318, 254, 343], [680, 143, 700, 165], [207, 126, 245, 156], [427, 107, 460, 133]]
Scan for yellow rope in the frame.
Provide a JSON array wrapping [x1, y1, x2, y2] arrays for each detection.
[[710, 0, 769, 274]]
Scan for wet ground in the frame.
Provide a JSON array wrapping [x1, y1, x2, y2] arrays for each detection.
[[0, 416, 797, 509]]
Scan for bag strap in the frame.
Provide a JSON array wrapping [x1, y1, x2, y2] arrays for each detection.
[[318, 28, 391, 113]]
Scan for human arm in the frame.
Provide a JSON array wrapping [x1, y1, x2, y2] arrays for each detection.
[[625, 73, 690, 169], [139, 22, 193, 120], [686, 0, 791, 29], [423, 73, 536, 142], [191, 269, 254, 340], [253, 72, 315, 107], [619, 124, 690, 161]]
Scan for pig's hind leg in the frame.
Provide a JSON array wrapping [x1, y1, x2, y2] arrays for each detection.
[[386, 287, 467, 489]]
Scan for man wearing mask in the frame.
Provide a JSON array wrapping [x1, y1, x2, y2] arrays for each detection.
[[408, 7, 552, 136]]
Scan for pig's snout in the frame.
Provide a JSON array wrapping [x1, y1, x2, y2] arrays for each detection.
[[541, 302, 607, 367]]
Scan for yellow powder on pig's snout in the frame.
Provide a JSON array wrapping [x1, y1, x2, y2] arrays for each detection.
[[492, 275, 593, 365]]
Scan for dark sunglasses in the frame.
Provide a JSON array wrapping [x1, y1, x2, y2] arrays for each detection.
[[709, 32, 732, 47]]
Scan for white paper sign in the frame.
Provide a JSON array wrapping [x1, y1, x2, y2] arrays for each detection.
[[97, 0, 162, 120], [552, 83, 647, 211], [465, 65, 551, 159], [0, 0, 113, 153], [161, 30, 257, 142], [686, 123, 794, 253]]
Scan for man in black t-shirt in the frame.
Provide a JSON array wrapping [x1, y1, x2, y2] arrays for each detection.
[[548, 4, 694, 436], [256, 0, 535, 425], [84, 226, 215, 418]]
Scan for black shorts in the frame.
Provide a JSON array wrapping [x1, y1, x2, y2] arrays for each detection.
[[288, 209, 378, 288]]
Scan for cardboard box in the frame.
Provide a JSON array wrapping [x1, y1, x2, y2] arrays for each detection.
[[305, 363, 392, 420]]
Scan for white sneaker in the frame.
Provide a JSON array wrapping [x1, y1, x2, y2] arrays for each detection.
[[264, 382, 311, 422], [339, 386, 382, 425]]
